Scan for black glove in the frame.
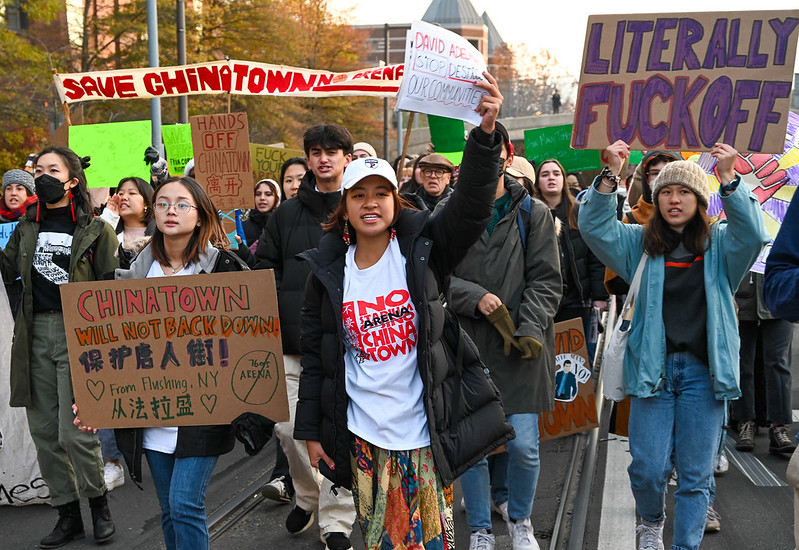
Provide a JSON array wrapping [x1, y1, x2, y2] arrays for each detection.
[[231, 413, 275, 456]]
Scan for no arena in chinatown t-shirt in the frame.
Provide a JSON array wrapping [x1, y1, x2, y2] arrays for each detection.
[[342, 238, 430, 451]]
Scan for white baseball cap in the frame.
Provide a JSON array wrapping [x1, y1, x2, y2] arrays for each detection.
[[342, 157, 398, 190]]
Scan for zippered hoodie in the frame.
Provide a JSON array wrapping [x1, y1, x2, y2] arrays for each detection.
[[578, 177, 768, 400]]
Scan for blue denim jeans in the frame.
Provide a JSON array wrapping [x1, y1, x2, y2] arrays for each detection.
[[145, 450, 218, 550], [628, 352, 723, 550], [98, 429, 123, 461], [461, 413, 540, 530]]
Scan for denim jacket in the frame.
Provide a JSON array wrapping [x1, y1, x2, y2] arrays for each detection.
[[578, 178, 769, 400]]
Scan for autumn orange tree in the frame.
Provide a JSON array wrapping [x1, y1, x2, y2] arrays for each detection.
[[0, 0, 383, 168]]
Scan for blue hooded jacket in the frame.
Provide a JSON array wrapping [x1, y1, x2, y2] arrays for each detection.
[[578, 177, 769, 400]]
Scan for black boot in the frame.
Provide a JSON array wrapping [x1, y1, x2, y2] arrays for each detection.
[[40, 500, 84, 548], [88, 492, 116, 543]]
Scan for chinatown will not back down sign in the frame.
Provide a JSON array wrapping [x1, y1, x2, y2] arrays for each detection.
[[61, 270, 289, 428]]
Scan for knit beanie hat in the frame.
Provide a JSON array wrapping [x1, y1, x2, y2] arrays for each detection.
[[651, 161, 710, 208], [2, 169, 35, 195]]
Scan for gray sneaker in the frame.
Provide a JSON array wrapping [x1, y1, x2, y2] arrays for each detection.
[[736, 420, 756, 452], [507, 518, 540, 550], [705, 505, 721, 533], [769, 424, 796, 454], [263, 475, 291, 503], [635, 518, 664, 550]]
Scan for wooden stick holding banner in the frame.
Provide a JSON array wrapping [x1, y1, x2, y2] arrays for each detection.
[[61, 270, 289, 428], [397, 112, 416, 181]]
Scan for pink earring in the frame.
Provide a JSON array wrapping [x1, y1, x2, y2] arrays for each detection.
[[343, 220, 350, 245]]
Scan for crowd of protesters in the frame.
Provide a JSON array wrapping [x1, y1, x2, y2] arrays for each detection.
[[1, 70, 797, 550]]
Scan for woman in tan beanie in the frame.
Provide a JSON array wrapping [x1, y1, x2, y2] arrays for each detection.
[[578, 140, 769, 550]]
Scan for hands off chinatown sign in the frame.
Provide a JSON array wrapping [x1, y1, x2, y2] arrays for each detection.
[[61, 271, 289, 428], [573, 11, 799, 154], [190, 112, 253, 211]]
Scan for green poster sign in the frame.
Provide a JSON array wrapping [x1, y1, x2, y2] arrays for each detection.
[[524, 124, 641, 172], [69, 121, 152, 188], [162, 124, 194, 177], [428, 115, 465, 154]]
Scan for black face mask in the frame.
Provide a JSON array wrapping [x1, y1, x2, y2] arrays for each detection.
[[34, 174, 69, 204]]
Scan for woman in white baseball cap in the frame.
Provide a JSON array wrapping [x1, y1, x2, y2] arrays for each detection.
[[294, 72, 513, 550]]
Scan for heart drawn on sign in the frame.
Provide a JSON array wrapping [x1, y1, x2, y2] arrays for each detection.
[[86, 380, 105, 401], [201, 394, 217, 414]]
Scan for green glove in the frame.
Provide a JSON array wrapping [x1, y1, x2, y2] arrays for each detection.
[[486, 304, 522, 356], [518, 336, 543, 361]]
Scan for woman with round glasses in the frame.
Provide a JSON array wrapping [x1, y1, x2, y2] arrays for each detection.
[[97, 176, 248, 550]]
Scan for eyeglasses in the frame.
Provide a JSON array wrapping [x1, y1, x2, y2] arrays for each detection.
[[153, 201, 197, 214], [421, 168, 448, 177]]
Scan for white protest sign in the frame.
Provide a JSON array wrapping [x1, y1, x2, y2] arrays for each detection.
[[395, 20, 487, 125]]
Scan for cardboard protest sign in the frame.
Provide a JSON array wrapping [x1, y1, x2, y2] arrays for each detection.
[[69, 121, 152, 188], [250, 143, 304, 184], [525, 124, 642, 171], [699, 110, 799, 273], [61, 270, 289, 428], [162, 124, 194, 177], [573, 11, 799, 154], [539, 317, 599, 441], [396, 21, 487, 126], [53, 60, 403, 104], [190, 112, 253, 211]]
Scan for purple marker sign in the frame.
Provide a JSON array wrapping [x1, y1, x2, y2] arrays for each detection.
[[698, 111, 799, 273], [573, 11, 799, 154]]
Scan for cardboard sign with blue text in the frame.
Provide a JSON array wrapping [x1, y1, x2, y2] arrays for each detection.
[[61, 270, 288, 428], [573, 11, 799, 154], [538, 317, 599, 441], [395, 20, 487, 125]]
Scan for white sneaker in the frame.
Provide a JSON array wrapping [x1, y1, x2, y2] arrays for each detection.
[[635, 518, 664, 550], [714, 451, 729, 475], [507, 518, 540, 550], [469, 529, 495, 550], [491, 500, 509, 523], [104, 461, 125, 491]]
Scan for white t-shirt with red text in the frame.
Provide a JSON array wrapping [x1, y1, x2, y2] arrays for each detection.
[[342, 238, 430, 450]]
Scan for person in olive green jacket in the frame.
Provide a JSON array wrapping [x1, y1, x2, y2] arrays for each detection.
[[0, 146, 119, 549]]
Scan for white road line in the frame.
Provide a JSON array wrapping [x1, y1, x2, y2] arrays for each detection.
[[598, 436, 636, 549], [724, 439, 788, 487]]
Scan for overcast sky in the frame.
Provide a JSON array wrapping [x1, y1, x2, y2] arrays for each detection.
[[330, 1, 799, 76]]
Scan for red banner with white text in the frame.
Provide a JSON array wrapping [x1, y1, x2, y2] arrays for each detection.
[[54, 60, 404, 104]]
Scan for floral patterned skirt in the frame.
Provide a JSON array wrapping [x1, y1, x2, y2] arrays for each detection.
[[351, 435, 454, 550]]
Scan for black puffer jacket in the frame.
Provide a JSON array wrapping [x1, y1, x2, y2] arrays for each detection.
[[254, 173, 341, 354], [294, 128, 514, 488], [553, 202, 608, 308]]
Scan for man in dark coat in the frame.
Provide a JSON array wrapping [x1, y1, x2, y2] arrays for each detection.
[[414, 153, 455, 210], [254, 124, 356, 550], [448, 123, 562, 550]]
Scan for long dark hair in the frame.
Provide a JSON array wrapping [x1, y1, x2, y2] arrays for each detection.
[[115, 176, 155, 228], [643, 198, 711, 256], [34, 146, 92, 212], [279, 157, 308, 201], [534, 159, 578, 230], [150, 176, 229, 267]]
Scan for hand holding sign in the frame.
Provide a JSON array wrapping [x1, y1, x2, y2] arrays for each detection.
[[711, 143, 739, 185], [474, 72, 503, 135], [604, 140, 630, 178]]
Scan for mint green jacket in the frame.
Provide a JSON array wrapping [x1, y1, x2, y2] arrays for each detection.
[[578, 179, 768, 400]]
